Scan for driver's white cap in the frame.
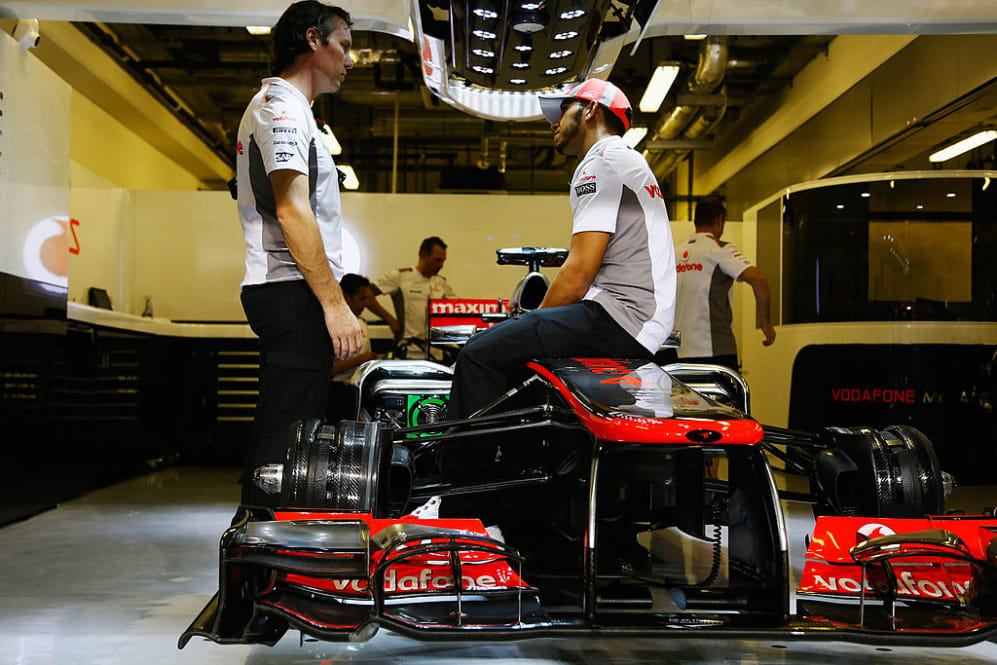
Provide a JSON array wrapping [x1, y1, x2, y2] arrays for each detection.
[[538, 79, 633, 131]]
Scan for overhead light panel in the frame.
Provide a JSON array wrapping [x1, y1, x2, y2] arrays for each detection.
[[338, 165, 359, 190], [622, 126, 648, 148], [246, 26, 271, 35], [639, 64, 681, 113], [319, 123, 342, 155], [684, 34, 707, 40], [929, 130, 997, 162]]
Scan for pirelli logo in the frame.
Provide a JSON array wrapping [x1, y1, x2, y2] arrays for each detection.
[[575, 182, 596, 196]]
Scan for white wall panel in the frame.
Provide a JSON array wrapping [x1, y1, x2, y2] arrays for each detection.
[[0, 31, 71, 284], [68, 186, 132, 308]]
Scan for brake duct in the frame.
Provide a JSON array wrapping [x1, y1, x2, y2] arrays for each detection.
[[646, 36, 729, 181]]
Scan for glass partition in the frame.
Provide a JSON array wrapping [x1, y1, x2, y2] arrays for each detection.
[[781, 176, 997, 324]]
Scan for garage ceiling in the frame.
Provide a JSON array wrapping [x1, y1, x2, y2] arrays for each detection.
[[70, 20, 834, 194]]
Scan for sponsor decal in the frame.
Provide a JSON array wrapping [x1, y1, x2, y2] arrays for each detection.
[[272, 110, 296, 122], [276, 152, 294, 163], [643, 184, 664, 200], [273, 140, 296, 146], [273, 127, 297, 134], [681, 250, 689, 260], [575, 182, 596, 196], [288, 557, 524, 596], [830, 388, 917, 404], [856, 522, 896, 543], [574, 358, 630, 376], [324, 569, 501, 593], [800, 565, 972, 600], [236, 140, 243, 155], [68, 218, 81, 256], [676, 263, 704, 273], [431, 300, 506, 315], [577, 172, 596, 182]]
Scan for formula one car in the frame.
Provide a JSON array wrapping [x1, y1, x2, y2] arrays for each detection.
[[181, 248, 997, 649]]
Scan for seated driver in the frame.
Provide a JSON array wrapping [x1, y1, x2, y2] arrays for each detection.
[[447, 79, 677, 420], [440, 81, 677, 528]]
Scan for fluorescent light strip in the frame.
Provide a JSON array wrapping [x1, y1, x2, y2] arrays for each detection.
[[639, 64, 680, 113], [338, 165, 359, 190], [928, 130, 997, 162], [320, 124, 342, 155], [622, 126, 648, 148]]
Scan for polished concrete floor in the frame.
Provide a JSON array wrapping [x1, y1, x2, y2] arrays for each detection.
[[1, 467, 995, 665]]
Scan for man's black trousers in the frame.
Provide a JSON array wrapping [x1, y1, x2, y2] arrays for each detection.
[[241, 280, 333, 506]]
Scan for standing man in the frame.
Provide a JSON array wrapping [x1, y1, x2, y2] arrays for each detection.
[[671, 196, 775, 372], [446, 79, 676, 420], [236, 1, 360, 506], [370, 236, 456, 350]]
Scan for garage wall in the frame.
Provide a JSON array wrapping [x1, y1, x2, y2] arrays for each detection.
[[675, 35, 997, 220], [70, 90, 203, 191], [83, 190, 733, 324]]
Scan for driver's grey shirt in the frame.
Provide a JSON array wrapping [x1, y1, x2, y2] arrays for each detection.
[[569, 135, 677, 353]]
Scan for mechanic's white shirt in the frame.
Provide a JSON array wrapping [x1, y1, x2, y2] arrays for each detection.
[[333, 317, 370, 382], [374, 268, 455, 340], [673, 231, 752, 358], [236, 77, 344, 287], [570, 135, 676, 354]]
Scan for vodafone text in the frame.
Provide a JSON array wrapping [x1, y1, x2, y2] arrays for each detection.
[[806, 571, 972, 600], [328, 568, 503, 594]]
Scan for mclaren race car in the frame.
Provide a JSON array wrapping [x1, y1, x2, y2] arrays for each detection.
[[181, 248, 997, 649]]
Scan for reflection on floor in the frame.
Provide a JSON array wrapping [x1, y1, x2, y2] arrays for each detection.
[[0, 468, 995, 665]]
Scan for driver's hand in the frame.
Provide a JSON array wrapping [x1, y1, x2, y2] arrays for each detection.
[[325, 302, 363, 358], [762, 324, 776, 347]]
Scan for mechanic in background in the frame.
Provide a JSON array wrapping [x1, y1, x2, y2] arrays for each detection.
[[369, 236, 456, 355], [668, 196, 775, 371], [236, 1, 361, 506]]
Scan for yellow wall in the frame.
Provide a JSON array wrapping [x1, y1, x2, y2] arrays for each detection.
[[70, 190, 746, 329], [70, 90, 203, 191]]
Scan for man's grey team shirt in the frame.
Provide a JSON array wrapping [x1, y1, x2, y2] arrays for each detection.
[[569, 135, 676, 354], [673, 232, 752, 358], [236, 77, 344, 287]]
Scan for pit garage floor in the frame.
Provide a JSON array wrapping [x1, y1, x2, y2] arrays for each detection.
[[1, 468, 996, 665]]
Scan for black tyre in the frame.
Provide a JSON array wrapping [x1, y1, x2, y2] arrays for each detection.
[[817, 425, 942, 518], [280, 419, 392, 516], [884, 425, 944, 515]]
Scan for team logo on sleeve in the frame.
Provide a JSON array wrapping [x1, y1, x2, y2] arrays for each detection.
[[575, 182, 596, 196]]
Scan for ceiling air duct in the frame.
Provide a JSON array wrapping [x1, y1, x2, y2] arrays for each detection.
[[644, 35, 729, 181]]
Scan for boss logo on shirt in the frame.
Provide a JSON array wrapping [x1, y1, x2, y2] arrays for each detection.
[[575, 182, 597, 196], [275, 152, 294, 163]]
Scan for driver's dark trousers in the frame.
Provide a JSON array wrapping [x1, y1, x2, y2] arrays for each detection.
[[448, 301, 651, 419], [441, 301, 651, 523]]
